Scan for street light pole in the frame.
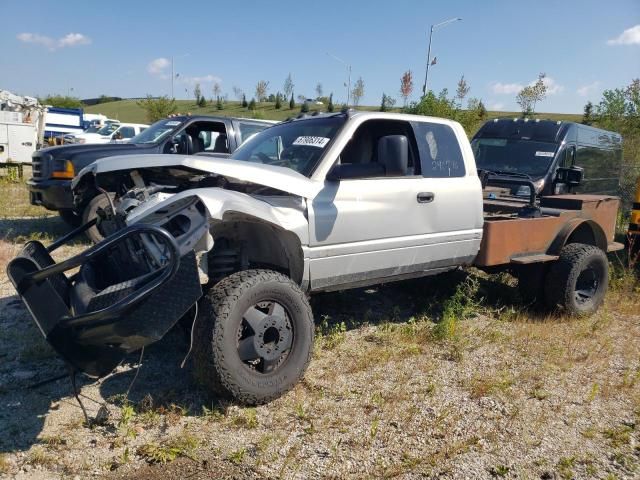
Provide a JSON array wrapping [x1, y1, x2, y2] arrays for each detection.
[[171, 56, 174, 99], [422, 17, 462, 95], [327, 52, 352, 105]]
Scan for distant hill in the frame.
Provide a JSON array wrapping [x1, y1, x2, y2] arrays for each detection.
[[85, 99, 582, 125]]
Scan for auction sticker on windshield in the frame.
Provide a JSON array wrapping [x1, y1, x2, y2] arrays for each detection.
[[535, 151, 555, 157], [166, 121, 181, 126], [293, 136, 330, 148]]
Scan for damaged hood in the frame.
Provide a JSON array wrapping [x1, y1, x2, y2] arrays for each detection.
[[74, 154, 323, 199]]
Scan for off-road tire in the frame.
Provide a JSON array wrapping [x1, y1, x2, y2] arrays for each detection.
[[192, 269, 314, 405], [544, 243, 608, 316], [82, 193, 114, 244], [58, 209, 81, 228]]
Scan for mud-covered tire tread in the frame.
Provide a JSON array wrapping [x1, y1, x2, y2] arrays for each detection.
[[192, 269, 313, 405], [544, 243, 608, 316]]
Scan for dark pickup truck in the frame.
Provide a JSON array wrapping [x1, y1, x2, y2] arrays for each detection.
[[28, 115, 275, 237]]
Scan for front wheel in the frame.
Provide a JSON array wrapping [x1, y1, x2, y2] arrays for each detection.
[[82, 193, 115, 244], [192, 269, 314, 405], [544, 243, 609, 316]]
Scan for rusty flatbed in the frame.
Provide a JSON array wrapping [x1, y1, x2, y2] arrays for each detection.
[[475, 194, 623, 267]]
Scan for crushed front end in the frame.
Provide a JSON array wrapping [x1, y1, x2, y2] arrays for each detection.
[[6, 195, 209, 377]]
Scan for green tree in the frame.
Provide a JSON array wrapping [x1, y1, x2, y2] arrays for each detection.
[[216, 96, 224, 110], [248, 98, 256, 111], [283, 74, 294, 100], [300, 101, 309, 113], [41, 95, 83, 108], [478, 100, 487, 120], [212, 82, 221, 100], [289, 93, 295, 109], [315, 82, 323, 99], [582, 101, 594, 125], [455, 74, 470, 107], [136, 95, 177, 123], [380, 93, 396, 112], [351, 77, 365, 106], [242, 94, 248, 108], [194, 83, 202, 104], [255, 80, 269, 102], [327, 93, 334, 112], [198, 95, 207, 107], [275, 93, 282, 109], [516, 73, 547, 115]]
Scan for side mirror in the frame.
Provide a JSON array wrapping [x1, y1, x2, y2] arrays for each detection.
[[556, 165, 584, 186], [377, 135, 408, 176]]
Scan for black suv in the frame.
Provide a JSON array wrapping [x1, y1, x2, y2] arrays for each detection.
[[29, 115, 275, 231]]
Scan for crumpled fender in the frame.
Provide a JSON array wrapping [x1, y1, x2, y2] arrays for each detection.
[[126, 187, 310, 245]]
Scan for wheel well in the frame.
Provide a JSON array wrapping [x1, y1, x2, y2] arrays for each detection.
[[208, 215, 304, 285], [550, 219, 608, 254]]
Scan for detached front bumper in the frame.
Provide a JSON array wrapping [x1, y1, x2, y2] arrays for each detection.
[[7, 222, 202, 377]]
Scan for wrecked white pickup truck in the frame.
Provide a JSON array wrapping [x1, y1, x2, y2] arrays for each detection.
[[8, 111, 623, 405]]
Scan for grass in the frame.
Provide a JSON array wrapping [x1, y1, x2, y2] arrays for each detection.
[[231, 407, 259, 429], [27, 447, 57, 468], [137, 433, 199, 464], [0, 454, 9, 474], [0, 173, 51, 219], [85, 99, 583, 124]]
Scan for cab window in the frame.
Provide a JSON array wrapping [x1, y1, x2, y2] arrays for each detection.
[[119, 126, 135, 139], [337, 119, 420, 177], [412, 121, 465, 178]]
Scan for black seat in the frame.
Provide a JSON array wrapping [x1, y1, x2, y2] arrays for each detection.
[[213, 134, 229, 153], [190, 134, 205, 154]]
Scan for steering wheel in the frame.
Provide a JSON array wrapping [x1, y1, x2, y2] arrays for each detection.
[[279, 145, 317, 169], [251, 152, 271, 164]]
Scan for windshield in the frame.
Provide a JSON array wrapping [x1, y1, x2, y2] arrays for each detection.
[[84, 126, 100, 133], [471, 138, 559, 178], [130, 118, 182, 144], [231, 116, 346, 176], [96, 123, 120, 135]]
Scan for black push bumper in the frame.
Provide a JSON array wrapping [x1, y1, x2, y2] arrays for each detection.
[[27, 178, 74, 211], [6, 222, 202, 377]]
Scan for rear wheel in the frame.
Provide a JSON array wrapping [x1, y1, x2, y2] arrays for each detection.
[[58, 209, 81, 228], [192, 269, 314, 405], [82, 193, 115, 244], [544, 243, 609, 316]]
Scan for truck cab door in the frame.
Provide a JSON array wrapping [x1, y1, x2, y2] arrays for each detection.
[[307, 119, 483, 291]]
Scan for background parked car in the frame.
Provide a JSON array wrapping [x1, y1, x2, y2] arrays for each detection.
[[65, 122, 147, 144]]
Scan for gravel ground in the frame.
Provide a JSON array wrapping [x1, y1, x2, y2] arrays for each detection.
[[1, 224, 639, 479]]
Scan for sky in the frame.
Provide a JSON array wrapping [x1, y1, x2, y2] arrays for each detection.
[[1, 0, 639, 113]]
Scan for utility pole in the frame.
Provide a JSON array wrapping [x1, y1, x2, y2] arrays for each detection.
[[422, 17, 462, 95], [327, 52, 352, 106], [171, 56, 174, 99]]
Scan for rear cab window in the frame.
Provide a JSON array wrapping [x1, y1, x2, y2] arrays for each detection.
[[411, 121, 466, 178]]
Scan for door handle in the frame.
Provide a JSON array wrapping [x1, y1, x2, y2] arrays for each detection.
[[417, 192, 435, 203]]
